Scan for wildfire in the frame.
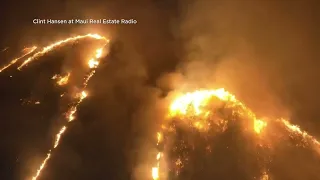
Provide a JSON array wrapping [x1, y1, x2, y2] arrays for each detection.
[[88, 59, 99, 68], [0, 33, 110, 180], [52, 73, 70, 86], [88, 48, 103, 68], [95, 48, 103, 58], [152, 167, 159, 180], [254, 119, 267, 134], [54, 126, 66, 148], [0, 46, 37, 72], [152, 88, 320, 180], [81, 91, 88, 98], [32, 152, 51, 180], [18, 34, 107, 70], [2, 32, 319, 180]]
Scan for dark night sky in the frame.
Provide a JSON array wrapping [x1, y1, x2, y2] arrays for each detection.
[[0, 0, 320, 180]]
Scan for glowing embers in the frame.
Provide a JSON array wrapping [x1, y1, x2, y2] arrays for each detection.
[[52, 73, 70, 86]]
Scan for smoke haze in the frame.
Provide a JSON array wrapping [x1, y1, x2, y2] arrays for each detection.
[[0, 0, 320, 179], [176, 0, 320, 130]]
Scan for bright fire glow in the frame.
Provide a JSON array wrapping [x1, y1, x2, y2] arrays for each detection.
[[152, 88, 320, 180]]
